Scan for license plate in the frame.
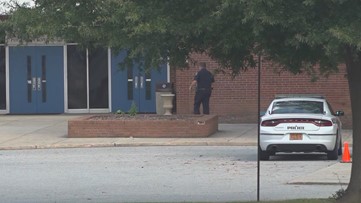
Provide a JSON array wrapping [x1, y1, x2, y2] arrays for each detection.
[[290, 133, 303, 140]]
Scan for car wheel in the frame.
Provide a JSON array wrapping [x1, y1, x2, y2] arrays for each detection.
[[260, 150, 270, 160], [327, 136, 339, 160]]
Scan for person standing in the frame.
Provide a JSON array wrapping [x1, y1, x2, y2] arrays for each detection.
[[189, 62, 215, 114]]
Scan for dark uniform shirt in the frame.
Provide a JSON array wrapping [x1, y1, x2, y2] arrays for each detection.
[[194, 68, 215, 89]]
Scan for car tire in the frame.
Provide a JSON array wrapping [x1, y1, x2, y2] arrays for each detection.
[[327, 136, 339, 160], [260, 151, 270, 160], [338, 138, 342, 156]]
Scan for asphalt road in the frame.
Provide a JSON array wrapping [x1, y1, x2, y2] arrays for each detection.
[[0, 146, 343, 202]]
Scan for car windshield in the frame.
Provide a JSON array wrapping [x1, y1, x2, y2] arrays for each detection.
[[271, 100, 324, 114]]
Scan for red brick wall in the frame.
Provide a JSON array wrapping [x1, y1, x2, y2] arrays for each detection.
[[68, 115, 218, 138], [173, 54, 352, 128]]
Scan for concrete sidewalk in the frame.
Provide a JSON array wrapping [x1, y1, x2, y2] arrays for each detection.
[[0, 114, 353, 185], [0, 115, 259, 150]]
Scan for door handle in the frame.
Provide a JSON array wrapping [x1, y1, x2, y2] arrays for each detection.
[[134, 76, 138, 89], [37, 77, 41, 91], [140, 76, 144, 89], [32, 77, 36, 91]]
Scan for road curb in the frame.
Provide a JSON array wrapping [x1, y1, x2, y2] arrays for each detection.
[[0, 141, 258, 150]]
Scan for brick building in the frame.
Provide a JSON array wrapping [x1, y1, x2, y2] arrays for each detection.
[[172, 53, 352, 128], [0, 44, 352, 128]]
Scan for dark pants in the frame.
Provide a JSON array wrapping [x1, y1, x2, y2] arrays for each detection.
[[194, 89, 212, 114]]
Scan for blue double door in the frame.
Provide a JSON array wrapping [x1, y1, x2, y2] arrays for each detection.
[[112, 52, 168, 112], [8, 46, 167, 114], [9, 46, 64, 114]]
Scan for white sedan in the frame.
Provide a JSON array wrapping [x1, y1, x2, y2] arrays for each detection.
[[260, 95, 344, 160]]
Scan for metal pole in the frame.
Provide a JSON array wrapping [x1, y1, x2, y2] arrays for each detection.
[[257, 54, 261, 201]]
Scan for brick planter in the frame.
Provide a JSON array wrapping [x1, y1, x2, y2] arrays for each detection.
[[68, 114, 218, 138]]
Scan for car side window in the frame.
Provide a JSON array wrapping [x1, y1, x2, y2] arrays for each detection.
[[326, 102, 335, 115]]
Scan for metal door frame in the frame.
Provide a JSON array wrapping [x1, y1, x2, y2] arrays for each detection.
[[0, 45, 9, 114], [64, 45, 112, 113]]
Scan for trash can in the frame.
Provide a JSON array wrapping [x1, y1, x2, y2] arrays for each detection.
[[155, 82, 173, 115]]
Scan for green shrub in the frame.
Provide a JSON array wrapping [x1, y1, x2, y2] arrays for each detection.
[[128, 102, 138, 116], [116, 109, 125, 115]]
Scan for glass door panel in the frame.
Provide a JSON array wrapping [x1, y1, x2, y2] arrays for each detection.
[[89, 48, 108, 109], [67, 45, 87, 109], [67, 45, 109, 112]]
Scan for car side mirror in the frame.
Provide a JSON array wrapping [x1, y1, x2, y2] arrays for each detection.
[[335, 111, 344, 116]]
